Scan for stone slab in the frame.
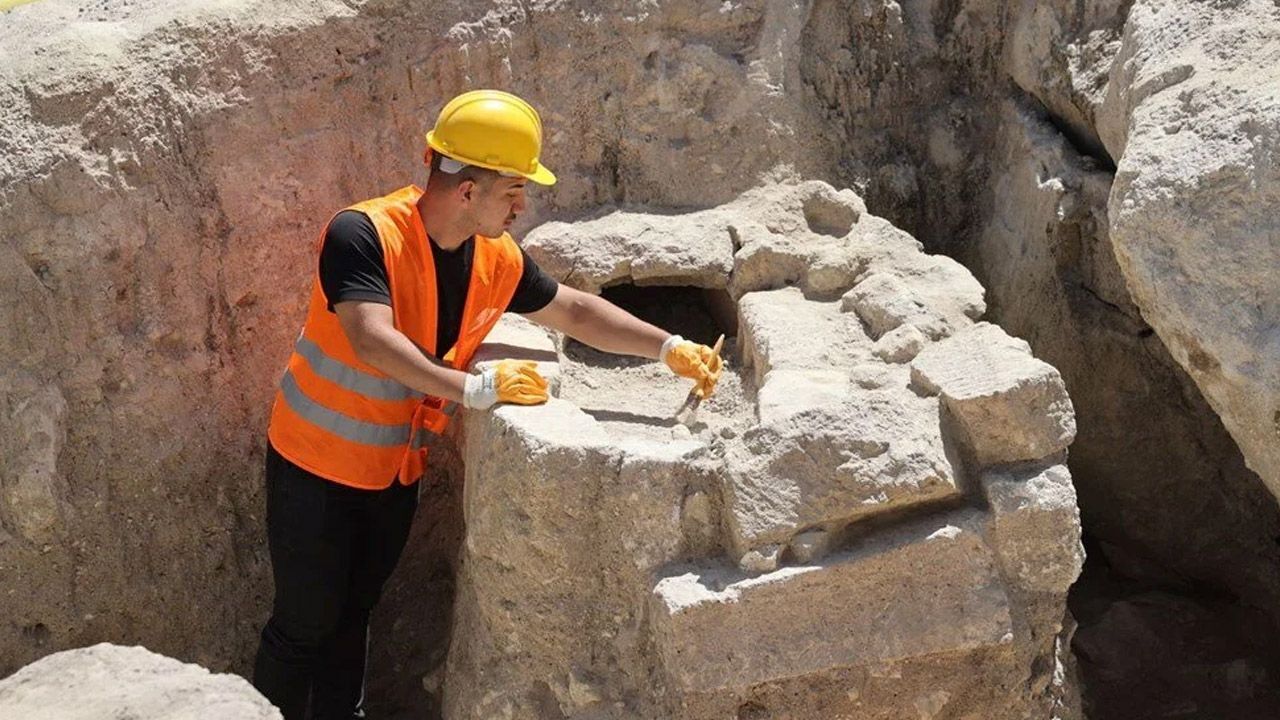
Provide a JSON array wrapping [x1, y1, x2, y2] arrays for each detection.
[[911, 322, 1076, 466], [649, 513, 1013, 693]]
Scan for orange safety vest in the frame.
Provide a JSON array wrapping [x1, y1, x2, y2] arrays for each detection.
[[267, 185, 524, 490]]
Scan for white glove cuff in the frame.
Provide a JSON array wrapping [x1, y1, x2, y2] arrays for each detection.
[[659, 334, 685, 363], [462, 369, 498, 410]]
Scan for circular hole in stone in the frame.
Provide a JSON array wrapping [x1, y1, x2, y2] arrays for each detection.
[[802, 192, 857, 238]]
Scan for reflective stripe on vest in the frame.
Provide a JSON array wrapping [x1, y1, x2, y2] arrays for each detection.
[[294, 335, 418, 401], [279, 370, 412, 447]]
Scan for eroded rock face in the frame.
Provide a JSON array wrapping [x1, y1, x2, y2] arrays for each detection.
[[1101, 0, 1280, 498], [446, 181, 1082, 719], [973, 98, 1280, 633], [0, 643, 280, 719]]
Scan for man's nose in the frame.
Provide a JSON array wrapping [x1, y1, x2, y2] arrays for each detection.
[[512, 192, 527, 214]]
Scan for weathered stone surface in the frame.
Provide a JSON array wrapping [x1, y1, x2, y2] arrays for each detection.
[[649, 513, 1013, 693], [445, 393, 722, 719], [738, 287, 869, 385], [469, 314, 561, 394], [873, 323, 927, 363], [842, 263, 986, 341], [1005, 0, 1129, 162], [0, 643, 280, 719], [448, 182, 1080, 718], [522, 210, 735, 293], [727, 283, 968, 558], [982, 463, 1084, 593], [1099, 0, 1280, 498], [971, 99, 1280, 640], [722, 396, 964, 558], [912, 322, 1077, 466]]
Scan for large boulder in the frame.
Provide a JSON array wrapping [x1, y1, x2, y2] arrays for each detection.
[[1100, 0, 1280, 497], [0, 643, 280, 719]]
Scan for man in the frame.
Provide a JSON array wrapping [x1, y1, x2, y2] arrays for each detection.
[[252, 89, 722, 719]]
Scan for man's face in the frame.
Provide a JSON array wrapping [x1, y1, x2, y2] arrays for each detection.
[[465, 176, 528, 237]]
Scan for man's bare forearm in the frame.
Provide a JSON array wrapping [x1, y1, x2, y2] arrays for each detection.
[[562, 292, 670, 359], [353, 323, 469, 403]]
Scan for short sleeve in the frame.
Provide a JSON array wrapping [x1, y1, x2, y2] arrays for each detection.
[[318, 210, 391, 312], [507, 248, 560, 314]]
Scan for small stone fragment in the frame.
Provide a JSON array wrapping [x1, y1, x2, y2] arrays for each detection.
[[873, 324, 927, 363], [738, 544, 782, 574], [789, 529, 834, 563]]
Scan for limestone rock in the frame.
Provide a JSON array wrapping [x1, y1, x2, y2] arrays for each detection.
[[911, 322, 1076, 467], [972, 97, 1280, 659], [522, 210, 735, 293], [872, 323, 927, 363], [469, 314, 562, 395], [649, 512, 1013, 693], [1005, 0, 1129, 161], [738, 287, 869, 385], [0, 643, 280, 719], [842, 264, 984, 341], [450, 181, 1079, 718], [722, 397, 964, 558], [787, 528, 835, 564], [1100, 0, 1280, 497], [982, 464, 1085, 594]]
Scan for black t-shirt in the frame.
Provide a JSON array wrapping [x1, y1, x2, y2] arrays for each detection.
[[318, 210, 559, 357]]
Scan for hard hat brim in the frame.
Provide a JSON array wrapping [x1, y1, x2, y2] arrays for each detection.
[[525, 163, 556, 186]]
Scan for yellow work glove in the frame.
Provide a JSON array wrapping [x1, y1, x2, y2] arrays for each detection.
[[462, 360, 549, 409], [661, 335, 723, 399]]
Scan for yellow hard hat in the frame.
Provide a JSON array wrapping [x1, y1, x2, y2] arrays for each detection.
[[425, 89, 556, 186]]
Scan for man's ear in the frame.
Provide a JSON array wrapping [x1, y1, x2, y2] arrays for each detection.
[[457, 179, 477, 203]]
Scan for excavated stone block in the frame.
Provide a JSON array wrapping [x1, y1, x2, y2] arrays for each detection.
[[738, 287, 869, 386], [841, 258, 985, 341], [911, 322, 1076, 466], [982, 464, 1084, 594], [755, 368, 852, 425], [0, 643, 281, 720], [722, 393, 963, 559], [649, 513, 1013, 693], [522, 210, 734, 294], [726, 182, 869, 300]]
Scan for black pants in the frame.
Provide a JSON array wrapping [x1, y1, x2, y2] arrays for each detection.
[[253, 443, 419, 720]]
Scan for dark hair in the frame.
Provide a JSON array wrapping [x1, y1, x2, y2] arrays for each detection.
[[429, 152, 503, 189]]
